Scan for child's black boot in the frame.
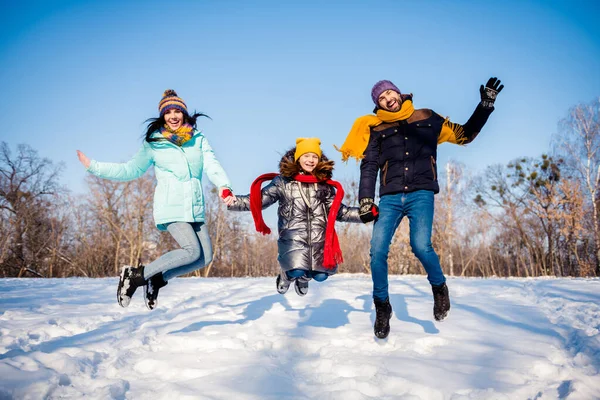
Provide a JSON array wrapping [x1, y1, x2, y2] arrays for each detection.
[[276, 270, 292, 294], [294, 276, 310, 296]]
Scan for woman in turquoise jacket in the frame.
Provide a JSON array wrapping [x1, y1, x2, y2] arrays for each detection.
[[77, 89, 235, 310]]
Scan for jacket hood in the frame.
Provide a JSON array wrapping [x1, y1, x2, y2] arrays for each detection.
[[279, 147, 334, 181]]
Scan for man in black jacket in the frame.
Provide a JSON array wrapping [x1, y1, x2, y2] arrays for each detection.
[[337, 77, 503, 338]]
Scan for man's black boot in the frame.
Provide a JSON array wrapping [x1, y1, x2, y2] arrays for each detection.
[[374, 297, 393, 339], [432, 282, 451, 321]]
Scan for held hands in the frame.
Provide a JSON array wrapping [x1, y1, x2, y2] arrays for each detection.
[[76, 150, 91, 169], [359, 197, 379, 223], [479, 77, 504, 109], [219, 187, 236, 207]]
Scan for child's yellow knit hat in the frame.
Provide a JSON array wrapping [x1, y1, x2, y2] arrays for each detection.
[[294, 137, 322, 161]]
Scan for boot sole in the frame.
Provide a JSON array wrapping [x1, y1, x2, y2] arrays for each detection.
[[276, 275, 290, 294], [294, 280, 308, 296], [434, 308, 450, 321], [117, 266, 131, 308], [144, 285, 155, 310], [375, 330, 390, 339], [374, 310, 392, 339]]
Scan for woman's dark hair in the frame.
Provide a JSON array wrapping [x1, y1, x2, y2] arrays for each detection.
[[144, 111, 211, 142]]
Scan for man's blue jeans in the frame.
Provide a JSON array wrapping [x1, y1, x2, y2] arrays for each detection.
[[144, 222, 213, 282], [370, 190, 446, 301]]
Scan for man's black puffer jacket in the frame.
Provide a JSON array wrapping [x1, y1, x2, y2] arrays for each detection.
[[359, 103, 493, 200]]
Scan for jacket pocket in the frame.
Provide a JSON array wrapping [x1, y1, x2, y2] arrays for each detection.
[[416, 123, 434, 141], [430, 156, 437, 181], [381, 160, 389, 186]]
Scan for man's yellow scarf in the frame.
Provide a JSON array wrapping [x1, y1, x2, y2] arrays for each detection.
[[335, 100, 415, 161]]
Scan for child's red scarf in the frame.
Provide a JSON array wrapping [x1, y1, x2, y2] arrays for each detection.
[[250, 173, 345, 269]]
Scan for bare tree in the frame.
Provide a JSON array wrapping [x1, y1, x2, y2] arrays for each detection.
[[512, 155, 564, 275], [474, 161, 545, 276], [435, 161, 468, 276], [0, 142, 66, 277], [554, 178, 590, 275], [553, 97, 600, 275], [76, 171, 156, 277]]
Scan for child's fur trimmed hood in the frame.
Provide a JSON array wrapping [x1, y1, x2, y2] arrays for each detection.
[[279, 147, 334, 181]]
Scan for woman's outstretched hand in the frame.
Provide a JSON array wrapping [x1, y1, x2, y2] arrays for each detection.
[[219, 187, 236, 207], [77, 150, 91, 169]]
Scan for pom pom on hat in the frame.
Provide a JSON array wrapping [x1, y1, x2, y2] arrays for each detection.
[[159, 89, 188, 116], [294, 137, 322, 161]]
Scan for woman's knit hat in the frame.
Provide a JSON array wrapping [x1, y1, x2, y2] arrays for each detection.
[[294, 137, 322, 161], [371, 80, 401, 105], [159, 89, 188, 116]]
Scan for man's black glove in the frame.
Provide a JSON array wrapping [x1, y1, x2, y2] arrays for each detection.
[[359, 197, 379, 223], [480, 77, 504, 109]]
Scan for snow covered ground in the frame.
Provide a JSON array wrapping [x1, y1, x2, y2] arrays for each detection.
[[0, 274, 599, 399]]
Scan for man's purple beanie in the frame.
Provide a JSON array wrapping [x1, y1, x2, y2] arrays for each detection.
[[371, 80, 401, 105]]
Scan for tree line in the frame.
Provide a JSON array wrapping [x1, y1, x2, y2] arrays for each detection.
[[1, 99, 599, 278]]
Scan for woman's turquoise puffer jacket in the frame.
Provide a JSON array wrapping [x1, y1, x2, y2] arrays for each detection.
[[87, 131, 231, 230]]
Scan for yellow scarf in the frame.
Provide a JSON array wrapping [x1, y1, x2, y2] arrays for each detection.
[[335, 100, 415, 161], [160, 123, 194, 146]]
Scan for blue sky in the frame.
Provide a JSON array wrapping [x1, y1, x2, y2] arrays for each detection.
[[1, 0, 599, 196]]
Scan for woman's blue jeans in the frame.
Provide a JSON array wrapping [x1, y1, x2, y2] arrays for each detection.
[[144, 222, 213, 282], [370, 190, 445, 301]]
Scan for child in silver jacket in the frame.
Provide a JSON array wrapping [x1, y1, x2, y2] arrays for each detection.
[[228, 138, 361, 296]]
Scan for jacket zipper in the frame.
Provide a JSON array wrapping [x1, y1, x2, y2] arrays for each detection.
[[165, 139, 193, 179], [297, 182, 313, 270], [164, 140, 195, 219], [306, 185, 313, 271], [179, 147, 193, 179]]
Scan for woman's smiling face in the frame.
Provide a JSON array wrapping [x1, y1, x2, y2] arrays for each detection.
[[164, 108, 184, 130]]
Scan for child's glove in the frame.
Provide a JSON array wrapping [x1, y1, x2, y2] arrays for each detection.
[[220, 187, 236, 207], [221, 188, 233, 199], [359, 197, 379, 223], [480, 77, 504, 109]]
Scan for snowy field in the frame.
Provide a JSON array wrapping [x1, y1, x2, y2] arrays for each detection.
[[0, 274, 599, 400]]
